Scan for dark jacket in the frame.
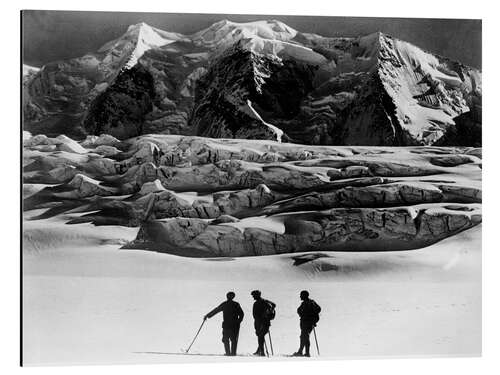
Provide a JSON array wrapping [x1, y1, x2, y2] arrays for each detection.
[[252, 298, 275, 324], [206, 300, 244, 329], [297, 299, 321, 324]]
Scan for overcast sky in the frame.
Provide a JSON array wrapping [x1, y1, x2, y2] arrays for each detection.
[[22, 10, 481, 68]]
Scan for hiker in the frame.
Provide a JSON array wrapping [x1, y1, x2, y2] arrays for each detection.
[[293, 290, 321, 357], [204, 291, 244, 356], [251, 290, 276, 356]]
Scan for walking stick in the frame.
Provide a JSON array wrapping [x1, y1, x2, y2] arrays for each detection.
[[234, 326, 240, 356], [268, 331, 274, 355], [313, 327, 320, 356], [184, 319, 206, 353], [264, 340, 270, 357]]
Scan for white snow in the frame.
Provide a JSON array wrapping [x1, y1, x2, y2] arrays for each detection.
[[68, 173, 103, 187], [97, 22, 183, 70], [246, 100, 284, 143], [22, 212, 481, 364], [222, 215, 286, 234], [23, 64, 40, 77], [190, 19, 326, 64], [123, 23, 181, 69], [193, 19, 298, 48], [55, 135, 88, 154], [244, 37, 327, 64], [22, 142, 482, 365]]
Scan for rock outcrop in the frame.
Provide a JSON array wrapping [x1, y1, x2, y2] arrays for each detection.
[[23, 134, 482, 257], [125, 204, 481, 257]]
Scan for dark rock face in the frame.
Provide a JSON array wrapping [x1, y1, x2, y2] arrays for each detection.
[[436, 96, 482, 147], [188, 44, 317, 140], [453, 112, 482, 147], [139, 40, 211, 136], [24, 61, 98, 123], [258, 59, 317, 120], [429, 155, 474, 167], [23, 53, 124, 138], [188, 44, 404, 146], [439, 112, 483, 147], [83, 66, 156, 139], [189, 45, 273, 139], [336, 74, 410, 146]]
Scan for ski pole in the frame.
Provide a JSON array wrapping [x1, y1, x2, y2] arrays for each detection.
[[264, 340, 269, 357], [268, 331, 274, 355], [313, 327, 320, 356], [185, 319, 206, 353], [234, 326, 240, 355]]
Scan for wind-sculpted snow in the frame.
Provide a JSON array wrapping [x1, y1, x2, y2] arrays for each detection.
[[23, 21, 481, 146], [23, 134, 482, 257]]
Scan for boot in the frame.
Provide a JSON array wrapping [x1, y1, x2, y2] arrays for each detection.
[[230, 340, 237, 356], [224, 342, 231, 356], [253, 348, 265, 356], [293, 342, 304, 356]]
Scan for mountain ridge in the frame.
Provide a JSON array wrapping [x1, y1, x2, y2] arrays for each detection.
[[23, 20, 481, 146]]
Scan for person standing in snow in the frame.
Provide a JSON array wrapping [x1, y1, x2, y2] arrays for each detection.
[[293, 290, 321, 357], [250, 290, 276, 356], [204, 291, 244, 356]]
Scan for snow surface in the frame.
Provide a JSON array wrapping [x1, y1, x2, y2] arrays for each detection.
[[22, 118, 482, 366], [190, 19, 325, 64], [193, 20, 298, 47], [23, 212, 481, 365]]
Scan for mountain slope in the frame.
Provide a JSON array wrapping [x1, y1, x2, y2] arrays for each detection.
[[22, 20, 481, 145], [100, 22, 186, 69], [22, 23, 184, 137]]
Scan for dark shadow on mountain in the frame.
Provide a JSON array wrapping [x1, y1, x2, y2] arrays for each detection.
[[83, 65, 156, 140]]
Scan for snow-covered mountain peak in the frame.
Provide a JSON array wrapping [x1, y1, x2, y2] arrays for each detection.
[[126, 21, 151, 33], [23, 64, 40, 77], [192, 19, 299, 48], [372, 31, 481, 143], [98, 22, 184, 69], [124, 22, 187, 68]]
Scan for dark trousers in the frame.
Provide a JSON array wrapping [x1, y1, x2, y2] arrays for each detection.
[[299, 321, 314, 354], [254, 321, 270, 354], [222, 326, 240, 355]]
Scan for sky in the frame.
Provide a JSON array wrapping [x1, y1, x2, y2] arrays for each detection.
[[22, 10, 482, 69]]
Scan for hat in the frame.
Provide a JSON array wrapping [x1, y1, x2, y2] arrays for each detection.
[[251, 290, 261, 297]]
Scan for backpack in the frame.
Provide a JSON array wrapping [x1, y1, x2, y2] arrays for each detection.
[[310, 300, 321, 324], [263, 300, 276, 321], [302, 300, 321, 324]]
